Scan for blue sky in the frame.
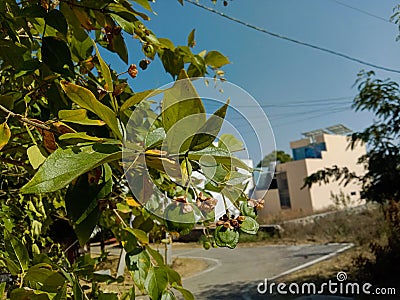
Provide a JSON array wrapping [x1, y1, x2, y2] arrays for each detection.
[[105, 0, 400, 163]]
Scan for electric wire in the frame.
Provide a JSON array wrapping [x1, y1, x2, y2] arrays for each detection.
[[331, 0, 394, 25], [184, 0, 400, 74]]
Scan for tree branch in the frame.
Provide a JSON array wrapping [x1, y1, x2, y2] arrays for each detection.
[[0, 104, 59, 135]]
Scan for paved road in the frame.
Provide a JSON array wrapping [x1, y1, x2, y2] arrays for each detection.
[[94, 243, 353, 299], [172, 243, 353, 299]]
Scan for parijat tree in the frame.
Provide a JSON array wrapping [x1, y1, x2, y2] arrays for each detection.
[[0, 0, 262, 299]]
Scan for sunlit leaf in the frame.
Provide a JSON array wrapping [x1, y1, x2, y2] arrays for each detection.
[[27, 145, 46, 169], [4, 231, 29, 272], [187, 29, 195, 48], [172, 283, 195, 300], [205, 50, 230, 69], [0, 122, 11, 150], [218, 134, 244, 152], [21, 143, 121, 194], [60, 81, 122, 139], [189, 99, 229, 151], [239, 216, 259, 235], [145, 267, 168, 300], [124, 228, 149, 245], [93, 42, 113, 93], [120, 89, 162, 111]]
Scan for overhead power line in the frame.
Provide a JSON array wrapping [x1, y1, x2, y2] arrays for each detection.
[[331, 0, 394, 25], [184, 0, 400, 74]]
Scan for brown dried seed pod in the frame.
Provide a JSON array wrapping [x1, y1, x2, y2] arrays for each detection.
[[173, 195, 187, 203], [236, 215, 246, 222], [128, 64, 138, 78], [223, 221, 232, 229]]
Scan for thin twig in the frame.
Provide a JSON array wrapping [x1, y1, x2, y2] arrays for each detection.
[[113, 209, 128, 227], [0, 104, 59, 134], [0, 157, 29, 167]]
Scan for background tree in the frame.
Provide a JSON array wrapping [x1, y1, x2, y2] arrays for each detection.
[[257, 150, 292, 168], [0, 0, 261, 299], [303, 70, 400, 287]]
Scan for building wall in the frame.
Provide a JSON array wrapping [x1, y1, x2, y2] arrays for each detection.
[[277, 160, 314, 213], [305, 134, 366, 211], [254, 189, 281, 222], [255, 133, 366, 221]]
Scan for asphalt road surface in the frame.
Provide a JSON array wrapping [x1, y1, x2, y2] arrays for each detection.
[[94, 243, 353, 300], [172, 243, 353, 300]]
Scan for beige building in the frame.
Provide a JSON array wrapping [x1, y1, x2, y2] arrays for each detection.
[[254, 126, 366, 222]]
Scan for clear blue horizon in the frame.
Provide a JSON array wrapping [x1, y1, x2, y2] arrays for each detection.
[[103, 0, 400, 163]]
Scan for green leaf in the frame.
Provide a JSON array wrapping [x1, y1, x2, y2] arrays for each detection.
[[239, 216, 259, 235], [214, 225, 239, 249], [161, 290, 177, 300], [25, 264, 66, 293], [189, 99, 229, 151], [66, 164, 112, 245], [45, 9, 68, 36], [72, 276, 86, 300], [60, 81, 122, 139], [21, 143, 121, 194], [160, 49, 184, 78], [205, 50, 230, 69], [188, 147, 252, 171], [110, 13, 135, 34], [164, 266, 182, 285], [171, 283, 195, 300], [187, 29, 195, 48], [59, 132, 104, 142], [240, 201, 256, 218], [58, 109, 105, 126], [0, 95, 15, 109], [15, 59, 42, 77], [0, 282, 6, 299], [145, 127, 166, 149], [164, 203, 195, 235], [145, 246, 165, 266], [10, 288, 50, 300], [2, 257, 20, 275], [145, 267, 168, 300], [4, 232, 30, 272], [126, 250, 150, 292], [124, 228, 149, 245], [120, 89, 162, 111], [159, 38, 175, 50], [0, 41, 29, 69], [93, 41, 113, 93], [187, 55, 206, 77], [0, 122, 11, 150], [42, 36, 73, 74], [54, 283, 67, 300], [218, 134, 244, 152], [21, 5, 46, 18], [27, 145, 47, 169], [180, 158, 192, 184], [162, 69, 206, 152], [112, 34, 129, 64]]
